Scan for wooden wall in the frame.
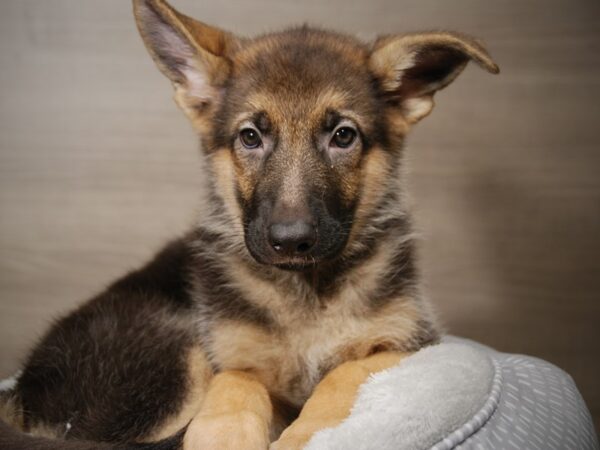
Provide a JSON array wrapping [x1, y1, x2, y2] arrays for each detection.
[[1, 0, 598, 432]]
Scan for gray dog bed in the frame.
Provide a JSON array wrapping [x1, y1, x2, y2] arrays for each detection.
[[305, 336, 598, 450], [1, 337, 597, 449]]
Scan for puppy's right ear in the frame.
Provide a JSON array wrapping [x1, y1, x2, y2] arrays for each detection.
[[133, 0, 238, 121]]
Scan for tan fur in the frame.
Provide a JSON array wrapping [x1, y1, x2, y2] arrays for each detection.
[[173, 86, 218, 133], [1, 389, 64, 439], [349, 146, 396, 243], [0, 393, 23, 432], [209, 321, 281, 388], [205, 240, 430, 410], [203, 314, 415, 449], [242, 87, 351, 125], [184, 371, 272, 450], [24, 423, 64, 440], [209, 149, 245, 222], [235, 32, 367, 72]]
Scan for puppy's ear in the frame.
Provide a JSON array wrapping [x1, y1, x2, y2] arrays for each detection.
[[133, 0, 238, 121], [369, 32, 499, 124]]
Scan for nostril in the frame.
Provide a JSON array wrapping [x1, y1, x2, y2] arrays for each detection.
[[296, 242, 312, 253]]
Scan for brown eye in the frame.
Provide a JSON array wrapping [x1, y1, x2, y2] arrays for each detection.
[[331, 127, 357, 148], [239, 128, 262, 149]]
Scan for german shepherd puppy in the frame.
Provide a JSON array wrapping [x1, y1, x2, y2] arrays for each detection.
[[0, 0, 499, 448]]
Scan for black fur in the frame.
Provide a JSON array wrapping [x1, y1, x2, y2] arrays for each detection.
[[17, 240, 198, 442]]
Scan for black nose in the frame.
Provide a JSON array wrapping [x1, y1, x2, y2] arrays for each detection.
[[269, 221, 317, 256]]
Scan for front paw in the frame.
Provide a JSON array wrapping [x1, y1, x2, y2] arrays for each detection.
[[270, 421, 320, 450], [184, 410, 270, 450]]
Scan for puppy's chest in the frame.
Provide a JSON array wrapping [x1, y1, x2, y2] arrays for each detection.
[[209, 308, 396, 406]]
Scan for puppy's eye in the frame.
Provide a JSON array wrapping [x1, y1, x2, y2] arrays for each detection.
[[239, 128, 262, 149], [331, 127, 357, 149]]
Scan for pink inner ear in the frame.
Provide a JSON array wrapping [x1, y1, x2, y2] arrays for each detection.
[[138, 2, 213, 101], [160, 26, 213, 99], [138, 3, 193, 65], [159, 26, 195, 61], [181, 66, 214, 103]]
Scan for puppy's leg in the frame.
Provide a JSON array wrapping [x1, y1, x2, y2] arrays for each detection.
[[184, 370, 272, 450], [270, 351, 408, 450]]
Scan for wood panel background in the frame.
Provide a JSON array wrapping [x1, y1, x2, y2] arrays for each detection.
[[1, 0, 598, 433]]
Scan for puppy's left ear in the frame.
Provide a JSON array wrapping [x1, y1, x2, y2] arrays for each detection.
[[369, 32, 499, 124]]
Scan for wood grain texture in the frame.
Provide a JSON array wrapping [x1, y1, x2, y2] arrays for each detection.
[[1, 0, 599, 432]]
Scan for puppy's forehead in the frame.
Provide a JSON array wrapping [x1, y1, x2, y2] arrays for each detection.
[[227, 28, 377, 130]]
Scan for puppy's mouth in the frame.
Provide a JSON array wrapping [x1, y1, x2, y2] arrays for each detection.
[[245, 241, 328, 271], [246, 242, 323, 270], [273, 258, 320, 271]]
